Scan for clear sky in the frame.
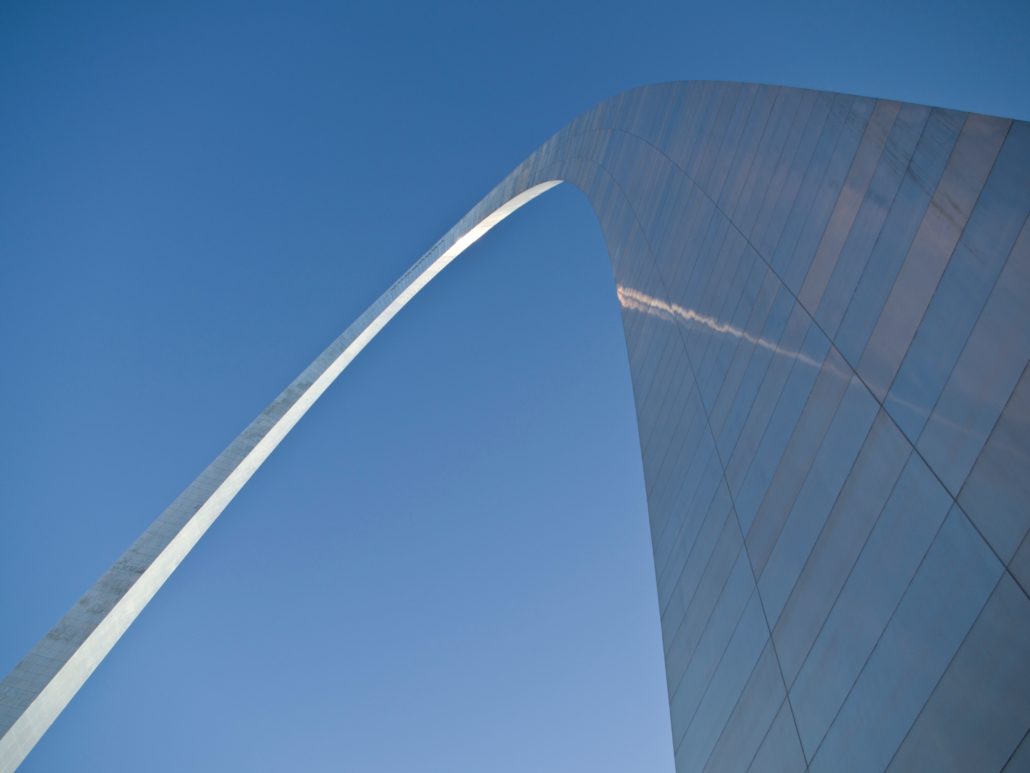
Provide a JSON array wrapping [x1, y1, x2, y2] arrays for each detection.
[[1, 1, 1028, 771]]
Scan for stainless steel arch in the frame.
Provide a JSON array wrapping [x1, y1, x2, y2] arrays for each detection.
[[3, 81, 1030, 772]]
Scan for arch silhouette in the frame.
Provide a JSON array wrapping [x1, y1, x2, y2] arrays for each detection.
[[3, 82, 1030, 772]]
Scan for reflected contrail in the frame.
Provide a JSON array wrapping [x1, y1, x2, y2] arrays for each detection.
[[616, 284, 826, 371]]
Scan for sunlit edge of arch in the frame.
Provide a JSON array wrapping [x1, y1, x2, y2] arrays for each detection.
[[0, 180, 563, 772]]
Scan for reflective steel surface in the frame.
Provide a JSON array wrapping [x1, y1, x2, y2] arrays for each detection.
[[2, 81, 1029, 771]]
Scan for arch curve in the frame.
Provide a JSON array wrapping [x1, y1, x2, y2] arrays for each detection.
[[3, 81, 1030, 772]]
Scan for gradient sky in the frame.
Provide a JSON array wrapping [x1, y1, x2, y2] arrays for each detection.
[[1, 1, 1028, 771]]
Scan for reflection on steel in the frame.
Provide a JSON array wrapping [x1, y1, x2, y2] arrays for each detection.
[[617, 284, 828, 371], [2, 82, 1029, 772]]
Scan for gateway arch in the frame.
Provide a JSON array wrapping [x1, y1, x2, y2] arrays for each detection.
[[3, 81, 1030, 772]]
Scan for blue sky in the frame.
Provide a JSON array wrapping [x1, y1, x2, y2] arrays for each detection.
[[1, 1, 1028, 771]]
